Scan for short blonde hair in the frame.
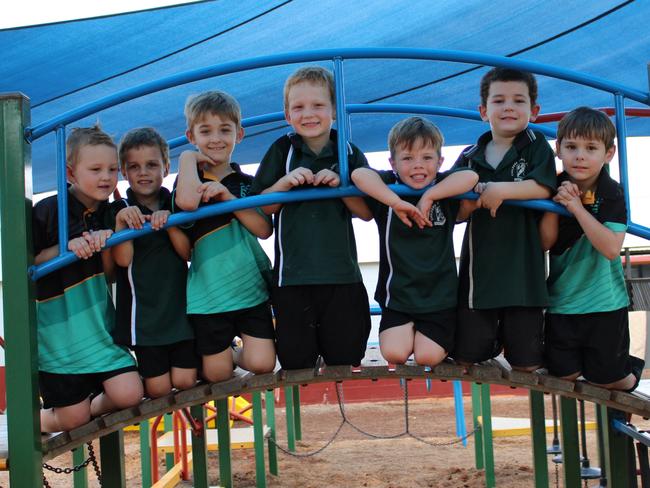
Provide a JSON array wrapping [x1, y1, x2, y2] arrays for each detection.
[[388, 117, 444, 159], [283, 66, 335, 109], [557, 106, 616, 150], [66, 124, 116, 168], [184, 90, 241, 131]]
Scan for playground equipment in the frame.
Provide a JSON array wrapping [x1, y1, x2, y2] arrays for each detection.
[[2, 47, 650, 487]]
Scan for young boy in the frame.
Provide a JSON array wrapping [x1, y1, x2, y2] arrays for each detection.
[[251, 66, 372, 370], [352, 117, 478, 366], [111, 127, 197, 398], [173, 91, 276, 383], [451, 68, 556, 371], [540, 107, 643, 390], [33, 125, 143, 432]]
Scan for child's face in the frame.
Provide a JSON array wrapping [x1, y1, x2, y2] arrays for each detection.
[[121, 145, 169, 200], [284, 81, 334, 149], [390, 139, 443, 190], [556, 136, 615, 189], [67, 144, 118, 207], [186, 113, 243, 166], [479, 81, 540, 139]]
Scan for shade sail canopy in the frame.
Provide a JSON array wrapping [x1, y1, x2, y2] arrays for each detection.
[[1, 0, 649, 192]]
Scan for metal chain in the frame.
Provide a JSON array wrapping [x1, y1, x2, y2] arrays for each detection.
[[269, 418, 346, 457], [42, 441, 102, 486]]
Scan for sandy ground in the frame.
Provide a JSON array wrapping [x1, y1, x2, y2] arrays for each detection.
[[9, 389, 644, 488]]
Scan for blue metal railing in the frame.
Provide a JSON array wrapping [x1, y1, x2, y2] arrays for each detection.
[[24, 48, 650, 280]]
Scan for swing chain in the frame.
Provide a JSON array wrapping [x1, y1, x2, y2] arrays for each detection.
[[42, 441, 102, 486]]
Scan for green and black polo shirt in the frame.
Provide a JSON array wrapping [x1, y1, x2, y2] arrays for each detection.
[[250, 130, 367, 287], [548, 169, 629, 314], [368, 170, 460, 313], [111, 187, 193, 346], [172, 164, 272, 314], [33, 191, 135, 374], [452, 128, 557, 309]]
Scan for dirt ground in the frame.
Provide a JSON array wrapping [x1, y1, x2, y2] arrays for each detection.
[[6, 392, 644, 488]]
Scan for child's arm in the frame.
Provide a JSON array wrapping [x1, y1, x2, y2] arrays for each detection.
[[174, 151, 215, 211], [417, 169, 479, 220], [151, 209, 192, 261], [258, 167, 315, 215], [342, 196, 373, 221], [555, 181, 625, 260], [199, 181, 273, 239], [34, 244, 61, 265], [539, 212, 559, 251], [351, 167, 428, 228], [111, 206, 146, 267], [476, 180, 552, 218]]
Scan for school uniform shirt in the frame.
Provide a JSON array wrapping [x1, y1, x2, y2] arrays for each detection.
[[547, 169, 629, 314], [368, 170, 460, 313], [172, 163, 272, 314], [111, 188, 193, 346], [452, 128, 556, 309], [32, 191, 135, 374], [250, 130, 367, 287]]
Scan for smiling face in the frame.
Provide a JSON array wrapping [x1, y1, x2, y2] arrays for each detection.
[[186, 112, 243, 167], [284, 81, 334, 152], [480, 81, 540, 141], [67, 143, 119, 209], [390, 138, 443, 189], [122, 144, 169, 202], [556, 136, 616, 190]]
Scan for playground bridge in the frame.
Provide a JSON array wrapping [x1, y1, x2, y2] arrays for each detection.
[[2, 48, 650, 487]]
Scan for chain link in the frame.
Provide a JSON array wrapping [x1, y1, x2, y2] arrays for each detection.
[[42, 441, 102, 486]]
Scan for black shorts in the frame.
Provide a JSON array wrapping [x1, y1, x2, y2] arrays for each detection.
[[39, 365, 138, 409], [132, 340, 198, 378], [452, 306, 544, 367], [379, 307, 456, 353], [273, 282, 371, 370], [545, 307, 633, 384], [190, 302, 275, 356]]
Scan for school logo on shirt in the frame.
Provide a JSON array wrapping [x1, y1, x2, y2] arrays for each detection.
[[511, 158, 528, 181], [428, 202, 446, 226]]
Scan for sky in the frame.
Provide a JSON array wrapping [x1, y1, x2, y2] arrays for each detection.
[[0, 1, 196, 29]]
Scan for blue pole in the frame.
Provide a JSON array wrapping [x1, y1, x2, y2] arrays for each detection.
[[453, 380, 468, 446], [614, 94, 631, 219], [55, 126, 69, 253], [333, 57, 350, 186]]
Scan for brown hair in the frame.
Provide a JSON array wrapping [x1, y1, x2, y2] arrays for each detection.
[[556, 106, 616, 149], [480, 67, 538, 106], [283, 66, 335, 109], [184, 90, 241, 131], [118, 127, 169, 169], [388, 116, 444, 159], [66, 124, 116, 167]]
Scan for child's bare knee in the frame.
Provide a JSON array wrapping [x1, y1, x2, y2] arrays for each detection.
[[414, 350, 446, 367], [246, 356, 276, 375], [173, 376, 197, 391], [382, 349, 410, 365], [203, 368, 233, 384]]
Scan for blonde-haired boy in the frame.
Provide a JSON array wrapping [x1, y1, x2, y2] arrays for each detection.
[[251, 66, 372, 370]]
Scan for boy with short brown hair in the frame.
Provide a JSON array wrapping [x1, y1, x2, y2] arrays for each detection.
[[540, 106, 643, 390], [451, 67, 556, 371]]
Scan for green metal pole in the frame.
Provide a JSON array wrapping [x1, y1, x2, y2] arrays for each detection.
[[471, 383, 484, 470], [72, 444, 88, 488], [480, 383, 495, 488], [252, 391, 267, 488], [559, 396, 580, 488], [1, 93, 43, 488], [284, 387, 296, 452], [602, 407, 633, 488], [216, 397, 233, 488], [528, 390, 549, 488], [164, 413, 174, 470], [99, 430, 126, 488], [292, 386, 302, 441], [265, 390, 278, 476], [190, 404, 209, 488], [139, 420, 151, 487]]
